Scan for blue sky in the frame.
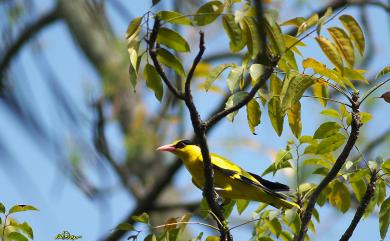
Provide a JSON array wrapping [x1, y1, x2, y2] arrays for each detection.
[[1, 1, 389, 241]]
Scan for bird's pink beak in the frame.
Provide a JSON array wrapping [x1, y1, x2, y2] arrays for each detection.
[[156, 144, 176, 152]]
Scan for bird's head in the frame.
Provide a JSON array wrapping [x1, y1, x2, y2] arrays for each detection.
[[156, 139, 200, 159]]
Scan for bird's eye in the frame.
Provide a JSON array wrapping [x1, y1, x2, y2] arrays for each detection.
[[174, 141, 187, 149]]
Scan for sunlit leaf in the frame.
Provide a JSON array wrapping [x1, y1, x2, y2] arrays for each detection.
[[344, 68, 368, 83], [205, 236, 220, 241], [303, 158, 332, 169], [7, 232, 28, 241], [328, 180, 351, 213], [18, 222, 33, 239], [313, 122, 341, 139], [316, 133, 346, 154], [157, 11, 191, 25], [249, 64, 264, 82], [132, 212, 150, 223], [268, 96, 284, 136], [379, 197, 390, 239], [349, 173, 366, 202], [265, 218, 282, 237], [157, 28, 190, 52], [376, 65, 390, 80], [126, 17, 142, 39], [222, 14, 246, 52], [265, 15, 285, 56], [339, 15, 365, 56], [297, 14, 318, 36], [281, 17, 305, 27], [246, 99, 261, 134], [8, 205, 38, 215], [270, 74, 282, 96], [315, 36, 343, 71], [312, 80, 329, 106], [236, 199, 250, 215], [225, 91, 248, 122], [320, 109, 339, 118], [194, 1, 224, 26], [243, 16, 261, 59], [144, 64, 163, 101], [346, 112, 372, 125], [316, 7, 332, 36], [227, 66, 244, 93], [287, 101, 301, 138], [281, 74, 314, 113], [157, 48, 185, 77], [328, 27, 355, 67], [144, 234, 157, 241], [203, 63, 234, 91]]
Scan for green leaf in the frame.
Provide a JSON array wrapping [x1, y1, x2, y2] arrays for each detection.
[[328, 27, 355, 67], [236, 199, 250, 215], [316, 133, 346, 154], [268, 96, 284, 136], [280, 230, 293, 241], [8, 205, 38, 215], [270, 74, 282, 96], [222, 200, 235, 218], [316, 7, 332, 36], [227, 66, 244, 93], [380, 197, 390, 239], [265, 218, 282, 237], [222, 14, 245, 52], [303, 158, 332, 169], [144, 64, 163, 101], [349, 176, 366, 202], [246, 99, 261, 134], [115, 223, 134, 231], [346, 112, 372, 125], [243, 16, 261, 59], [376, 65, 390, 80], [313, 122, 341, 139], [281, 17, 305, 27], [157, 28, 190, 52], [225, 91, 248, 122], [265, 15, 285, 56], [287, 102, 302, 138], [339, 15, 365, 56], [320, 109, 339, 118], [249, 64, 264, 82], [344, 68, 368, 83], [7, 232, 28, 241], [204, 63, 234, 91], [281, 74, 314, 113], [205, 236, 220, 241], [0, 202, 5, 214], [299, 135, 313, 144], [126, 17, 142, 39], [18, 222, 33, 239], [132, 212, 150, 223], [194, 1, 224, 26], [157, 48, 185, 77], [315, 36, 344, 71], [157, 11, 191, 25], [328, 180, 351, 213], [297, 14, 318, 36]]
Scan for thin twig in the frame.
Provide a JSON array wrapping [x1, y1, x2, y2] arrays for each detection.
[[148, 17, 184, 100], [360, 78, 390, 105], [339, 171, 377, 241], [294, 93, 362, 241], [302, 95, 352, 107], [152, 221, 219, 231]]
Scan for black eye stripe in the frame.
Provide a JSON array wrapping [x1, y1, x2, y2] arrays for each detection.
[[174, 140, 193, 148]]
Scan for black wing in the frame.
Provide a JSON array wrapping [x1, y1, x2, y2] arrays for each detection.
[[248, 172, 290, 192], [212, 164, 287, 199]]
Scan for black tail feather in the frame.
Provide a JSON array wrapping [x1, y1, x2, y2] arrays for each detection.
[[249, 172, 290, 192]]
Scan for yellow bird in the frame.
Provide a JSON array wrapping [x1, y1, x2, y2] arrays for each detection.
[[157, 140, 300, 210]]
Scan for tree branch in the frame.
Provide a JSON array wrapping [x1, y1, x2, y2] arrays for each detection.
[[148, 17, 185, 100], [294, 93, 362, 241], [0, 8, 60, 81], [182, 31, 233, 241], [339, 171, 377, 241]]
